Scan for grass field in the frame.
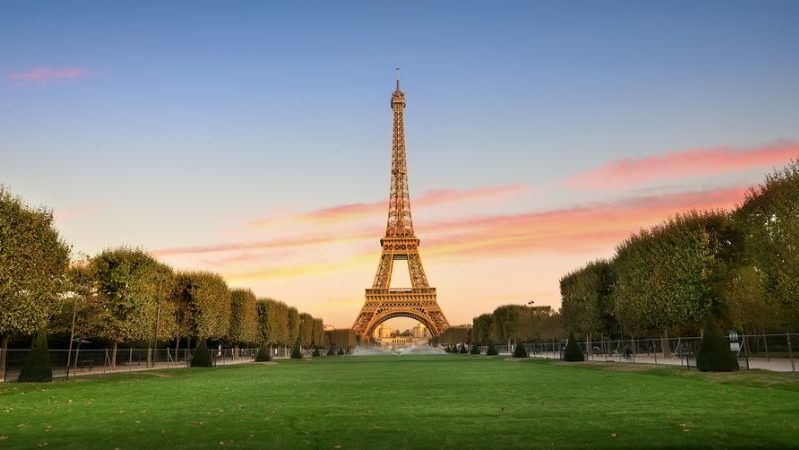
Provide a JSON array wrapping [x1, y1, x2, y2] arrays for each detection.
[[1, 355, 798, 449]]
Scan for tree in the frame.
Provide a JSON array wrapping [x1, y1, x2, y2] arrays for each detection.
[[299, 313, 314, 348], [432, 326, 471, 345], [229, 288, 258, 347], [256, 298, 289, 346], [324, 329, 357, 352], [471, 314, 495, 345], [613, 211, 733, 343], [90, 248, 172, 369], [560, 259, 616, 343], [173, 271, 231, 341], [287, 307, 300, 346], [0, 187, 70, 375], [734, 161, 799, 330], [312, 318, 325, 348]]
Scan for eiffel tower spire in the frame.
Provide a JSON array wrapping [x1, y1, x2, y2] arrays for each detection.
[[386, 68, 414, 239], [352, 74, 450, 340]]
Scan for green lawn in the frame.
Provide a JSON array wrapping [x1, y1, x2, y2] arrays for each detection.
[[1, 356, 798, 449]]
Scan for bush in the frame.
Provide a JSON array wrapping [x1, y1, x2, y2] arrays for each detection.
[[312, 348, 321, 357], [486, 344, 499, 356], [470, 344, 481, 355], [563, 332, 584, 362], [459, 344, 468, 354], [191, 340, 213, 367], [338, 347, 345, 355], [17, 330, 52, 382], [327, 347, 336, 356], [513, 342, 528, 358], [255, 343, 272, 362], [696, 317, 739, 372], [291, 346, 303, 359]]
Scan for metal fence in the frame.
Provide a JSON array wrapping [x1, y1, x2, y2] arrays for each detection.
[[0, 346, 293, 382], [475, 332, 798, 372]]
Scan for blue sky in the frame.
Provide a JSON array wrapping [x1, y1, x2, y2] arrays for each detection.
[[2, 1, 798, 327]]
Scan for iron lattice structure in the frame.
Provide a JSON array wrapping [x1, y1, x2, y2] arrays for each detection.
[[352, 76, 450, 340]]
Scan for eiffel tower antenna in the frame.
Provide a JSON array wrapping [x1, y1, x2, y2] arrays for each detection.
[[352, 76, 450, 340]]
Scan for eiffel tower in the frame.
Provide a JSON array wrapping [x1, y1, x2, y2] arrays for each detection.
[[352, 72, 450, 340]]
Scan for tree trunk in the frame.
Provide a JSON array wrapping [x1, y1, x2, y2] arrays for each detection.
[[111, 341, 118, 370], [662, 329, 672, 358], [1, 335, 9, 381], [586, 333, 592, 357], [762, 330, 770, 361], [174, 335, 181, 363]]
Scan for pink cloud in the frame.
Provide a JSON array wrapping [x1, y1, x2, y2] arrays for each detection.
[[251, 183, 529, 227], [8, 67, 90, 85], [54, 203, 104, 221], [566, 141, 799, 189]]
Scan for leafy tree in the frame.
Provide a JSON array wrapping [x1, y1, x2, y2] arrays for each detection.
[[229, 288, 258, 346], [312, 318, 325, 348], [325, 329, 357, 350], [91, 248, 172, 368], [0, 187, 70, 375], [560, 259, 616, 342], [696, 316, 739, 372], [471, 313, 495, 345], [299, 313, 314, 348], [734, 161, 799, 330], [432, 326, 471, 345], [17, 330, 53, 382], [613, 211, 733, 342], [173, 271, 231, 341], [287, 307, 300, 346], [256, 299, 289, 346], [563, 332, 584, 362]]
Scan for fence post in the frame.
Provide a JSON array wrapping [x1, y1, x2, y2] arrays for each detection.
[[787, 332, 795, 373], [653, 339, 658, 365], [743, 335, 750, 370]]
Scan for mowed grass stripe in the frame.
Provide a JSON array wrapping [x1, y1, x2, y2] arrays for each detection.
[[1, 356, 797, 449]]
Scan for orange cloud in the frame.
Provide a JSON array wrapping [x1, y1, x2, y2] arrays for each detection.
[[421, 186, 748, 260], [566, 141, 799, 189], [250, 183, 529, 227], [185, 185, 748, 282]]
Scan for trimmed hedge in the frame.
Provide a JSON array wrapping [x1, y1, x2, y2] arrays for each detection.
[[191, 340, 213, 367], [513, 343, 528, 358], [696, 317, 739, 372], [291, 346, 303, 359], [255, 343, 272, 362], [17, 330, 52, 382], [486, 344, 499, 356], [563, 332, 584, 362], [470, 344, 481, 355], [459, 344, 468, 354]]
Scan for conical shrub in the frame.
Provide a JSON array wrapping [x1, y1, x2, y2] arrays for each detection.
[[291, 346, 303, 359], [563, 332, 585, 362], [17, 330, 52, 382], [255, 343, 272, 362], [696, 317, 739, 372], [486, 344, 499, 356], [327, 347, 336, 356], [470, 344, 481, 355], [338, 347, 345, 355], [191, 340, 213, 367], [513, 342, 529, 358], [312, 348, 321, 357], [459, 344, 468, 354]]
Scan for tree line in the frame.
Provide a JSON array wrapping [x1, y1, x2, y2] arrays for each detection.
[[0, 186, 326, 371], [560, 161, 799, 344]]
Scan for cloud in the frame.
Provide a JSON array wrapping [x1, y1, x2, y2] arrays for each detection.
[[54, 203, 104, 221], [251, 183, 529, 227], [8, 67, 90, 85], [162, 185, 748, 282], [566, 141, 799, 189]]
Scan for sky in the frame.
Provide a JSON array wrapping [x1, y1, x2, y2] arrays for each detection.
[[2, 1, 799, 330]]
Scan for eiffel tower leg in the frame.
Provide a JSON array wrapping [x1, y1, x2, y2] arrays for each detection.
[[372, 254, 394, 289]]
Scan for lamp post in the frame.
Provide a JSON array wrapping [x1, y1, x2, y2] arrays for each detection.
[[527, 300, 535, 352]]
